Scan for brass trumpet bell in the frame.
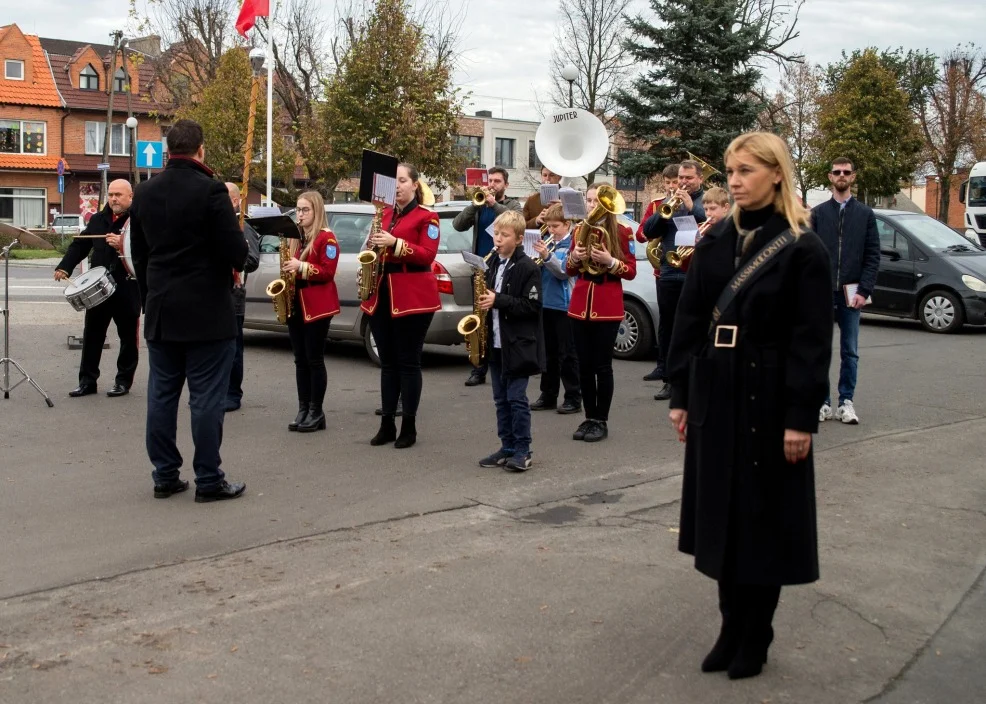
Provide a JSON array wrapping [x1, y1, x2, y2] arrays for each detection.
[[659, 193, 683, 219], [666, 246, 695, 269], [470, 187, 489, 206]]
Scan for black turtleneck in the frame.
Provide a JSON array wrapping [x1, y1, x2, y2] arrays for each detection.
[[736, 203, 788, 266]]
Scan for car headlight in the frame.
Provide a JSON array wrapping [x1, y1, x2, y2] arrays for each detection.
[[961, 274, 986, 292]]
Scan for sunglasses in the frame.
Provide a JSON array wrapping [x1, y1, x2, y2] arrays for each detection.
[[830, 169, 854, 176]]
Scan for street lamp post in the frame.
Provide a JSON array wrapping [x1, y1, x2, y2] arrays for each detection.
[[561, 64, 578, 109], [240, 48, 266, 228], [125, 116, 138, 185]]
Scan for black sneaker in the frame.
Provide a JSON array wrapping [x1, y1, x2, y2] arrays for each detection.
[[573, 420, 593, 441], [583, 420, 608, 443], [194, 481, 246, 503], [530, 396, 557, 411], [654, 382, 672, 401], [464, 372, 486, 387], [479, 449, 514, 467], [557, 400, 581, 415], [153, 479, 189, 499], [504, 453, 532, 472]]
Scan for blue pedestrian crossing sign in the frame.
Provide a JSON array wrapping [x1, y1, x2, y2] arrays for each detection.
[[136, 140, 164, 169]]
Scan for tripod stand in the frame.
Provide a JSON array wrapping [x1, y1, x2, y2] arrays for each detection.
[[1, 239, 54, 406]]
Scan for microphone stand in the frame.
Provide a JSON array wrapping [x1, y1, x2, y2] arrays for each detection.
[[0, 239, 54, 406]]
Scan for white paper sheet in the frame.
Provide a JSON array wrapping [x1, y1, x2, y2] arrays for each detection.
[[539, 184, 560, 204], [673, 215, 699, 246], [523, 229, 542, 258], [462, 250, 489, 272], [559, 188, 587, 220], [372, 174, 397, 206]]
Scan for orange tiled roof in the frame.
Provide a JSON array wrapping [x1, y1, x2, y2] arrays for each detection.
[[0, 28, 63, 107], [0, 154, 67, 171]]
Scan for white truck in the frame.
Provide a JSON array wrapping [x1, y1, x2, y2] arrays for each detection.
[[959, 161, 986, 246]]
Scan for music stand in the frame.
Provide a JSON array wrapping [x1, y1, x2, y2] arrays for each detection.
[[0, 239, 54, 406]]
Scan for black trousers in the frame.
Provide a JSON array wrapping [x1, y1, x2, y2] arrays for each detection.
[[653, 277, 666, 368], [572, 319, 620, 422], [80, 278, 140, 388], [287, 312, 331, 408], [370, 307, 433, 417], [657, 279, 685, 383], [540, 308, 580, 403]]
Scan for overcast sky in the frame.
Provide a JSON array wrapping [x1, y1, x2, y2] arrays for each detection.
[[3, 0, 984, 122]]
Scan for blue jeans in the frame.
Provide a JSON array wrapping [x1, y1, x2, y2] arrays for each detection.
[[226, 314, 245, 405], [826, 292, 860, 406], [147, 338, 235, 490], [489, 349, 532, 456]]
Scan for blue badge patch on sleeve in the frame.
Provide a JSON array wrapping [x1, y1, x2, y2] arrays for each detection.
[[427, 224, 440, 240], [326, 244, 337, 260], [628, 240, 636, 256]]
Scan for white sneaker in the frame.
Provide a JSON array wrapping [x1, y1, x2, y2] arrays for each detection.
[[836, 400, 859, 425], [819, 404, 833, 422]]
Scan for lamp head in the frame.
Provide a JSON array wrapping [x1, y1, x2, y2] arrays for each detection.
[[561, 64, 578, 83], [249, 48, 266, 73], [125, 116, 138, 129]]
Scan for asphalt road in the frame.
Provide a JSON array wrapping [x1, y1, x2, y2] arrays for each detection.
[[1, 265, 985, 703]]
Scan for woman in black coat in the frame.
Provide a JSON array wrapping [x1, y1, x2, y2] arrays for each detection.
[[666, 132, 833, 680]]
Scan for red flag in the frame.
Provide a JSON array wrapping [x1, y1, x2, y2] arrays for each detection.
[[235, 0, 270, 37]]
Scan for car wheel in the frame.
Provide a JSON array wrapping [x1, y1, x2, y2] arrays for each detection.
[[918, 290, 964, 333], [614, 299, 654, 360], [363, 323, 381, 366]]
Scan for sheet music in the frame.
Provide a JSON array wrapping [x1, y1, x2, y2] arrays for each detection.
[[248, 205, 281, 218], [539, 184, 560, 204], [372, 174, 397, 206], [461, 250, 489, 272], [559, 188, 587, 220], [673, 215, 699, 246], [522, 230, 542, 258]]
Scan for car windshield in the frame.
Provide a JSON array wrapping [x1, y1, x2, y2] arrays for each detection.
[[968, 176, 986, 208], [889, 214, 984, 251]]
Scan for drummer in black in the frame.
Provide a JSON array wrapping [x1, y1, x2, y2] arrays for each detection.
[[54, 179, 140, 398]]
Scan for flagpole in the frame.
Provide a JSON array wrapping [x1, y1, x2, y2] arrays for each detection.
[[265, 14, 273, 206]]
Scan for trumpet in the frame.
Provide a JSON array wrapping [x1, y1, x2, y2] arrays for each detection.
[[470, 187, 493, 206], [533, 233, 561, 266], [659, 193, 683, 218], [666, 219, 715, 271]]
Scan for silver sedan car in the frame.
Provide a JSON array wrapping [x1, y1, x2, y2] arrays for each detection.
[[244, 203, 476, 364]]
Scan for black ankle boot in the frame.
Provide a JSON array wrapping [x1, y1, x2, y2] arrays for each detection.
[[289, 402, 309, 431], [370, 414, 397, 446], [727, 585, 780, 680], [701, 580, 741, 673], [394, 415, 417, 448], [297, 405, 326, 433]]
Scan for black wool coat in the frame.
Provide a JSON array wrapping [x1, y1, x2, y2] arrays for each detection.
[[130, 157, 247, 343], [484, 248, 545, 378], [667, 207, 833, 585]]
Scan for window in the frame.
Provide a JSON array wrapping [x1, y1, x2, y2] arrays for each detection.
[[494, 138, 515, 169], [456, 135, 482, 167], [876, 219, 912, 260], [0, 120, 46, 154], [79, 64, 99, 90], [0, 187, 46, 229], [528, 141, 542, 170], [113, 67, 128, 93], [4, 59, 24, 80], [84, 121, 130, 156]]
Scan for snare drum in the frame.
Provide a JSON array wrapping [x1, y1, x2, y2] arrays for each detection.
[[64, 266, 117, 311], [120, 219, 136, 279]]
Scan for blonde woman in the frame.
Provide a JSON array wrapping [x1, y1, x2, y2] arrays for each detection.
[[282, 191, 340, 433], [666, 132, 833, 679]]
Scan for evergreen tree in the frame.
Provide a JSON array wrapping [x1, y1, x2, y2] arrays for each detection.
[[617, 0, 796, 178]]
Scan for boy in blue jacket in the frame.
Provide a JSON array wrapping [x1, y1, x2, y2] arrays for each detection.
[[531, 203, 581, 414]]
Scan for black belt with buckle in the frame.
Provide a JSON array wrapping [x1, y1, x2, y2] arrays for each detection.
[[580, 273, 620, 284], [383, 263, 429, 274], [713, 325, 738, 348]]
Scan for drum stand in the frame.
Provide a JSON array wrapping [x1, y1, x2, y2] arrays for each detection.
[[0, 240, 54, 406]]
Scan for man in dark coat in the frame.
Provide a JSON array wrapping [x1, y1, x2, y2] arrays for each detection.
[[129, 119, 248, 503], [54, 179, 139, 398]]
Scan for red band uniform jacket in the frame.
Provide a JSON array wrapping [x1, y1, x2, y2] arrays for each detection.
[[359, 202, 441, 318], [565, 223, 637, 321], [296, 228, 341, 322]]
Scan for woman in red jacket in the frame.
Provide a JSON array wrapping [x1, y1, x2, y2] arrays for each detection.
[[361, 164, 441, 448], [566, 183, 637, 443], [282, 190, 340, 433]]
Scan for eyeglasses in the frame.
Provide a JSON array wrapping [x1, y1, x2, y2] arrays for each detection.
[[296, 207, 313, 214], [830, 170, 854, 176]]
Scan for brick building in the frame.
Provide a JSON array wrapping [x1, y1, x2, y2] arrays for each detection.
[[925, 170, 969, 228], [0, 24, 66, 229]]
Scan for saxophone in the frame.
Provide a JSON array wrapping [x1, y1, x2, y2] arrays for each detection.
[[358, 204, 385, 301], [266, 236, 296, 324], [456, 250, 495, 367]]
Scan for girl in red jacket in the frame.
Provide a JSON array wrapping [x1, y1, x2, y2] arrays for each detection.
[[565, 183, 637, 443], [282, 190, 340, 433], [362, 163, 442, 449]]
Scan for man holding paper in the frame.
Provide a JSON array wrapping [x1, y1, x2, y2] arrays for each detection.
[[453, 166, 523, 386], [643, 160, 706, 401], [810, 157, 880, 425], [523, 166, 563, 229]]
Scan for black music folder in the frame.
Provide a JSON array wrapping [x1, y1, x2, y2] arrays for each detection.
[[245, 214, 302, 239], [359, 149, 399, 205]]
